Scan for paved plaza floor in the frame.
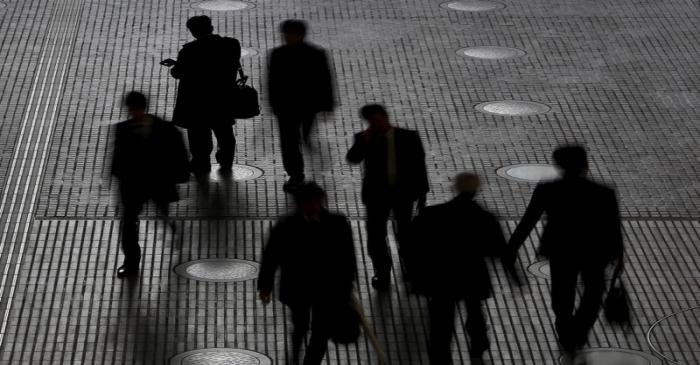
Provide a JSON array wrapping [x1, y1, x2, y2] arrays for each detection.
[[0, 0, 699, 363]]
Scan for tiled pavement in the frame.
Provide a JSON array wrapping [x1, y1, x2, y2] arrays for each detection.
[[0, 0, 699, 363]]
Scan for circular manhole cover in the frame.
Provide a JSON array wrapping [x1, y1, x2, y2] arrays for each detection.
[[209, 164, 264, 182], [527, 261, 550, 279], [241, 47, 258, 58], [475, 100, 551, 116], [440, 0, 505, 11], [458, 46, 526, 60], [647, 306, 700, 364], [174, 259, 259, 282], [171, 348, 272, 364], [560, 348, 662, 365], [496, 164, 560, 183], [191, 0, 254, 11]]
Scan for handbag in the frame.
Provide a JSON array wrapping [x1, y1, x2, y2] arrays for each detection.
[[604, 263, 632, 327], [231, 67, 260, 119]]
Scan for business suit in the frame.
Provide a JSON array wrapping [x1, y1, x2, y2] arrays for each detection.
[[407, 194, 505, 363], [112, 115, 189, 270], [171, 34, 241, 174], [507, 176, 623, 350], [346, 127, 429, 280], [267, 42, 335, 182], [258, 210, 356, 365]]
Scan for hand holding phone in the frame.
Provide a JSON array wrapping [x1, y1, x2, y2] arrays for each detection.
[[160, 58, 176, 67]]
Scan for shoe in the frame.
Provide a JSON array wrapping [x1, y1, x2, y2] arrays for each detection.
[[371, 275, 390, 291], [116, 265, 139, 278], [217, 167, 233, 179]]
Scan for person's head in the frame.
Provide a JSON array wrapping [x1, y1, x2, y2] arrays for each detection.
[[360, 104, 391, 132], [453, 172, 480, 196], [186, 15, 214, 39], [123, 91, 148, 119], [280, 19, 307, 45], [552, 145, 589, 177], [293, 182, 326, 217]]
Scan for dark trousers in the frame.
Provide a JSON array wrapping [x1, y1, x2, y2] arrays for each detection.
[[187, 124, 236, 174], [365, 196, 414, 278], [119, 184, 172, 269], [277, 113, 316, 181], [550, 258, 606, 351], [428, 296, 489, 364], [289, 302, 332, 365]]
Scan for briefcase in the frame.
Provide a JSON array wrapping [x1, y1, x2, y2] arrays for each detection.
[[604, 269, 632, 327], [329, 298, 361, 344], [231, 67, 260, 119]]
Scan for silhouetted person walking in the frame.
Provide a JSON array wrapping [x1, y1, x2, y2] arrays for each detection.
[[346, 104, 429, 290], [267, 20, 335, 192], [165, 15, 241, 177], [258, 182, 356, 365], [111, 92, 189, 278], [504, 145, 624, 362], [407, 173, 506, 365]]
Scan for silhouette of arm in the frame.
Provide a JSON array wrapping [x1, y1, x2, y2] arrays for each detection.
[[169, 126, 190, 183], [257, 221, 284, 293], [346, 133, 366, 164], [111, 125, 125, 179], [412, 132, 430, 197], [339, 217, 357, 285], [170, 47, 188, 79], [606, 189, 624, 259], [483, 212, 507, 257], [317, 50, 335, 111], [507, 185, 547, 252], [266, 49, 280, 114]]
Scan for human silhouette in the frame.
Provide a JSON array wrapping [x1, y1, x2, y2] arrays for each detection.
[[165, 15, 242, 177], [267, 20, 335, 192], [346, 104, 429, 291], [258, 182, 356, 365], [504, 145, 624, 363], [406, 173, 506, 365], [111, 92, 189, 278]]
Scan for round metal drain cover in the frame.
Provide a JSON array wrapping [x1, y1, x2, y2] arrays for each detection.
[[241, 48, 258, 58], [174, 259, 259, 282], [458, 46, 526, 60], [475, 100, 551, 116], [560, 348, 662, 365], [171, 348, 272, 364], [647, 306, 699, 364], [192, 0, 254, 11], [209, 164, 264, 182], [527, 261, 550, 279], [496, 164, 559, 183], [440, 0, 505, 11]]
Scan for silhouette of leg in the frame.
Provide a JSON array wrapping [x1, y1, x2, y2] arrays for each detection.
[[464, 299, 489, 358], [300, 113, 316, 147], [573, 264, 606, 347], [428, 296, 456, 365], [390, 198, 414, 261], [290, 304, 311, 365], [119, 188, 146, 275], [303, 304, 331, 365], [550, 259, 579, 352], [366, 201, 393, 281], [278, 115, 305, 184], [212, 123, 235, 170], [187, 127, 213, 176]]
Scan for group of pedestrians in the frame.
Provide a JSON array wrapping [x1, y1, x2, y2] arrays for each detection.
[[110, 15, 625, 365]]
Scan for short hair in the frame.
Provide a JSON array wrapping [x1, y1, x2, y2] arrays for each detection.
[[186, 15, 214, 37], [280, 19, 307, 36], [123, 91, 148, 109], [552, 145, 588, 173], [360, 104, 388, 120], [293, 182, 326, 203], [454, 172, 480, 194]]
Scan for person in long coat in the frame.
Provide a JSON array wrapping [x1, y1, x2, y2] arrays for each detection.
[[258, 182, 356, 365], [406, 173, 506, 365], [169, 15, 241, 176], [111, 92, 189, 278]]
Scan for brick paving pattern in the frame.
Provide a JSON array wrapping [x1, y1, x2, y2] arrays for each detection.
[[0, 0, 699, 363]]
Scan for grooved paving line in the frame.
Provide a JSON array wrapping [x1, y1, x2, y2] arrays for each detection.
[[0, 0, 83, 350], [0, 219, 698, 363]]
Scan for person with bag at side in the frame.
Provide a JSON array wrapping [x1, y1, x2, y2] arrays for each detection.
[[267, 20, 336, 192], [405, 173, 510, 365], [258, 182, 356, 365], [346, 104, 429, 291], [503, 145, 624, 364], [111, 92, 189, 278], [162, 15, 241, 177]]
